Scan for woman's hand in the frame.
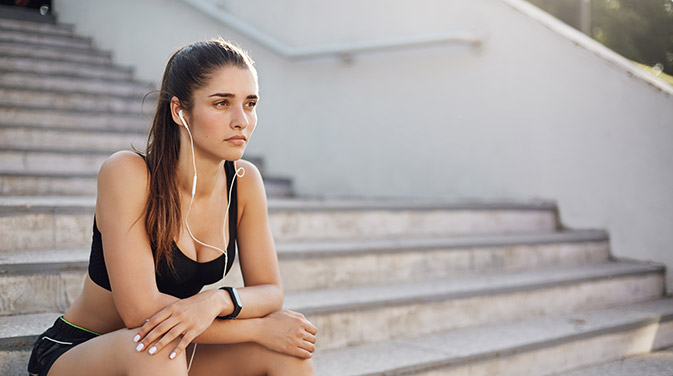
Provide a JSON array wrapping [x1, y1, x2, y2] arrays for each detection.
[[254, 310, 318, 359], [132, 290, 229, 359]]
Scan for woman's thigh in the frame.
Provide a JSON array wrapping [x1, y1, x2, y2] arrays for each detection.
[[188, 342, 314, 376], [48, 328, 187, 376]]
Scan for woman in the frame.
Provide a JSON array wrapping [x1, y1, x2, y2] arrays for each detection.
[[27, 39, 317, 375]]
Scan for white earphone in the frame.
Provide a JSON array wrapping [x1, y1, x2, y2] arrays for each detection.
[[177, 109, 245, 272]]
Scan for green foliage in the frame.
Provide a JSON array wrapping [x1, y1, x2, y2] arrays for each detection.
[[527, 0, 673, 76]]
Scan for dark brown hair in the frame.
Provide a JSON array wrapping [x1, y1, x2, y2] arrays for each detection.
[[144, 38, 255, 272]]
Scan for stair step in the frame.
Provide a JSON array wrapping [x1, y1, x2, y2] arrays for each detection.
[[0, 127, 147, 152], [0, 231, 611, 315], [0, 173, 97, 196], [0, 173, 293, 197], [561, 347, 673, 376], [0, 312, 59, 375], [0, 149, 112, 174], [0, 41, 112, 65], [278, 230, 610, 291], [0, 56, 132, 80], [0, 265, 665, 351], [0, 17, 73, 37], [267, 198, 559, 241], [0, 106, 150, 131], [0, 312, 60, 351], [0, 27, 91, 50], [0, 197, 559, 252], [311, 298, 673, 375], [285, 261, 664, 350], [0, 87, 147, 114], [0, 71, 153, 97]]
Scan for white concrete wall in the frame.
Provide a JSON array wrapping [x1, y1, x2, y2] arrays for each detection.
[[53, 0, 673, 288]]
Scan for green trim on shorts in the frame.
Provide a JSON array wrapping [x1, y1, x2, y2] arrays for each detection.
[[59, 316, 101, 336]]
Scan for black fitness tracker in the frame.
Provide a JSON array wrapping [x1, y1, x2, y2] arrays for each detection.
[[218, 286, 242, 320]]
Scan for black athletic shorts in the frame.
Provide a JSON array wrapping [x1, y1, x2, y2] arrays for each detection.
[[27, 316, 99, 376]]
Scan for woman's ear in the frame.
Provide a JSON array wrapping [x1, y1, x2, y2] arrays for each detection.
[[170, 97, 186, 127]]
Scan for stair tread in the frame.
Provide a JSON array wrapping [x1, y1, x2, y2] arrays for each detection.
[[0, 18, 73, 35], [0, 195, 557, 212], [0, 85, 152, 101], [0, 229, 607, 269], [285, 261, 662, 314], [0, 270, 667, 349], [312, 298, 673, 375], [0, 25, 89, 43], [0, 312, 60, 347], [0, 248, 89, 268], [0, 40, 111, 61], [277, 229, 607, 257], [0, 55, 131, 72], [562, 347, 673, 375]]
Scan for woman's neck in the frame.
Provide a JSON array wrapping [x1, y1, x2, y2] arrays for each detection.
[[176, 136, 225, 199]]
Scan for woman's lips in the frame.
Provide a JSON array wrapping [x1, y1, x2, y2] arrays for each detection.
[[225, 136, 246, 146]]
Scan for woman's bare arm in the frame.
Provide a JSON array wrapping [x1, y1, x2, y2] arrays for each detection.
[[224, 159, 284, 318], [98, 152, 312, 358]]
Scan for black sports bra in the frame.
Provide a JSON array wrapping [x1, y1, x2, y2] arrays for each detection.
[[88, 159, 238, 299]]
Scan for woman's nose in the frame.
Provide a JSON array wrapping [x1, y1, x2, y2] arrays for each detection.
[[231, 106, 250, 129]]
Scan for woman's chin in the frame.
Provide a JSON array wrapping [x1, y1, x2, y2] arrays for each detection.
[[222, 149, 246, 162]]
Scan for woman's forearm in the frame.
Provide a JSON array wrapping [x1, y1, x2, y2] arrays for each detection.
[[193, 317, 262, 344], [215, 283, 283, 320]]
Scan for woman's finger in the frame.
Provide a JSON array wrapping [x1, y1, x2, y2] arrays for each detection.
[[298, 338, 316, 354], [304, 321, 317, 336], [294, 347, 313, 359], [147, 323, 186, 356], [169, 330, 196, 360], [136, 316, 179, 352], [134, 308, 170, 344], [303, 331, 316, 344]]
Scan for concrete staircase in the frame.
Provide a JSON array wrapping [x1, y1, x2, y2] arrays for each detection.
[[0, 5, 292, 198], [1, 6, 673, 376]]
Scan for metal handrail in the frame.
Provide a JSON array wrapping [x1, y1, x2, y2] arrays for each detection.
[[181, 0, 485, 61]]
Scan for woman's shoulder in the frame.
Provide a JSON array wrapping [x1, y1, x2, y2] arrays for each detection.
[[233, 159, 263, 190], [233, 159, 267, 211], [97, 151, 150, 199]]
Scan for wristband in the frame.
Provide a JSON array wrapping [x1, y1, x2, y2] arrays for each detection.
[[218, 286, 242, 320]]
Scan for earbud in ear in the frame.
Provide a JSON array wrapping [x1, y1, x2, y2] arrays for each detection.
[[178, 109, 189, 130]]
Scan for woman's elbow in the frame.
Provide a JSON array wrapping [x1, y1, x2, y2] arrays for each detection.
[[119, 312, 147, 329], [116, 295, 171, 329]]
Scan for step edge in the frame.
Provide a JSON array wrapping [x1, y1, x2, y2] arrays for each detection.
[[0, 104, 149, 116], [0, 40, 111, 58], [0, 55, 134, 74], [0, 123, 148, 135], [0, 69, 154, 88], [293, 264, 665, 315], [386, 310, 673, 376], [278, 230, 610, 259], [0, 25, 90, 44], [0, 84, 156, 101]]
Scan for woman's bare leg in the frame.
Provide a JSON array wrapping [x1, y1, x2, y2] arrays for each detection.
[[188, 342, 314, 376], [48, 328, 188, 376]]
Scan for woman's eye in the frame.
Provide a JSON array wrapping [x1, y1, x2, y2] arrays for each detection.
[[215, 100, 229, 107]]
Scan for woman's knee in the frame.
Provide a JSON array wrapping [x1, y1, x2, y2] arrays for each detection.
[[254, 344, 314, 376], [110, 328, 188, 375]]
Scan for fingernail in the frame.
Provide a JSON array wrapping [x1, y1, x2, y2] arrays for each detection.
[[149, 346, 157, 355], [170, 352, 176, 359], [136, 343, 144, 352], [133, 334, 140, 343]]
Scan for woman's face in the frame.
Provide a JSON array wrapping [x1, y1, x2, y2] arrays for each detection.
[[186, 65, 259, 162]]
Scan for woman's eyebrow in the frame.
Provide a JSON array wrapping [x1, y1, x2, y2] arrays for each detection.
[[208, 93, 259, 99]]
